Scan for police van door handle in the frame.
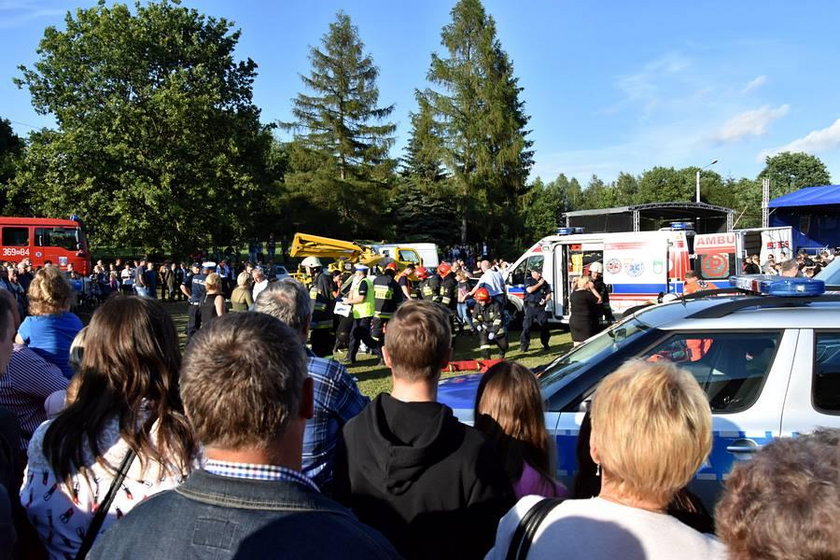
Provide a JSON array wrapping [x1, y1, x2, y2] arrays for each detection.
[[726, 439, 759, 454]]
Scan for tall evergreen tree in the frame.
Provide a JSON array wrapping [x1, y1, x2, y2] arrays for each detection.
[[401, 92, 446, 183], [284, 11, 396, 237], [425, 0, 533, 244]]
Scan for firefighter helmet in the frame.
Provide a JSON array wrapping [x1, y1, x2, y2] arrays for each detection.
[[301, 257, 323, 269]]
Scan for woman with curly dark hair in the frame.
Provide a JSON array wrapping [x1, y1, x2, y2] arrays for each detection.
[[21, 296, 197, 558]]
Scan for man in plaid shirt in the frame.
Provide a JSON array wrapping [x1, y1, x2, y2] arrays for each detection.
[[256, 279, 369, 494]]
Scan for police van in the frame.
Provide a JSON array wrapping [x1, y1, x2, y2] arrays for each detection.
[[439, 275, 840, 509]]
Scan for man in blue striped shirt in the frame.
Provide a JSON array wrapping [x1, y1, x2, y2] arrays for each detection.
[[255, 279, 369, 494]]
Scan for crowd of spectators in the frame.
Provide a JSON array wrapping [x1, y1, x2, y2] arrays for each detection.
[[0, 257, 837, 558], [744, 247, 837, 277]]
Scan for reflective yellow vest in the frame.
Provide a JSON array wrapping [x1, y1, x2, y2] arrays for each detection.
[[351, 276, 375, 319]]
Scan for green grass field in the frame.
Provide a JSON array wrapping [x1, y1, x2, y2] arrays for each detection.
[[157, 300, 573, 398]]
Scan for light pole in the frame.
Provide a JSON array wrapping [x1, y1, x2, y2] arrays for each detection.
[[695, 159, 718, 203]]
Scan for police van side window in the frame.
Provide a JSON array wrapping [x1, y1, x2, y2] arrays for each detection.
[[641, 331, 780, 413], [814, 332, 840, 413], [526, 256, 544, 274], [510, 260, 527, 285], [2, 227, 28, 247]]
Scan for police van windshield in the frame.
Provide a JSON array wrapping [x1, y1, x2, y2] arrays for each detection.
[[539, 317, 648, 390]]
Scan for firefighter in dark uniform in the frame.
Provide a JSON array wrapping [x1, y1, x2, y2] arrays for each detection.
[[395, 263, 415, 300], [421, 266, 440, 302], [371, 261, 403, 364], [519, 267, 552, 352], [332, 267, 355, 354], [589, 261, 614, 328], [302, 256, 335, 357], [437, 262, 457, 309], [437, 262, 459, 336], [472, 287, 508, 359], [179, 262, 207, 342], [415, 266, 431, 300]]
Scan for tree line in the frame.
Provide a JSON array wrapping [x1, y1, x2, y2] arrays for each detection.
[[0, 0, 832, 258]]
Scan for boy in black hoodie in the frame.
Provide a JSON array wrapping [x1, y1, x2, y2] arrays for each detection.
[[334, 300, 513, 560]]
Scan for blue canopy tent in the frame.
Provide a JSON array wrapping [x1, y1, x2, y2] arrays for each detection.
[[769, 185, 840, 251]]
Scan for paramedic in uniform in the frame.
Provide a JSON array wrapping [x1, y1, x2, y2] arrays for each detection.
[[519, 267, 552, 352]]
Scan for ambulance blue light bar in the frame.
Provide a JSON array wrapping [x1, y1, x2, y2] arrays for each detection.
[[729, 275, 825, 296], [670, 221, 694, 230]]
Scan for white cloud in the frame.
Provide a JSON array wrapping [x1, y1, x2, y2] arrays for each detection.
[[714, 104, 789, 143], [607, 52, 693, 117], [0, 1, 64, 29], [741, 75, 768, 94], [758, 117, 840, 161]]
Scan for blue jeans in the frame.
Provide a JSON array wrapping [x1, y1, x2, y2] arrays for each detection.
[[457, 302, 474, 331]]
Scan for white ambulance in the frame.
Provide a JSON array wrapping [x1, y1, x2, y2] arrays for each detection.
[[504, 226, 692, 323], [504, 225, 793, 324]]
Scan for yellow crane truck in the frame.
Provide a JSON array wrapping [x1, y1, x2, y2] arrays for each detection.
[[289, 233, 424, 283]]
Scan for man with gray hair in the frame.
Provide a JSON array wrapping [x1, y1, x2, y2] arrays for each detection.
[[256, 279, 369, 493], [88, 312, 397, 559]]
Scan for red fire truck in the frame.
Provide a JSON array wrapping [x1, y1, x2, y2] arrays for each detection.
[[0, 217, 90, 275]]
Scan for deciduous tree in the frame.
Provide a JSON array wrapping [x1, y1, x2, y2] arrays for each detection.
[[758, 152, 831, 198], [0, 119, 23, 200], [13, 1, 272, 254]]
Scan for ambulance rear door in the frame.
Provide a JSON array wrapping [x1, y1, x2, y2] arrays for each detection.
[[602, 232, 669, 315]]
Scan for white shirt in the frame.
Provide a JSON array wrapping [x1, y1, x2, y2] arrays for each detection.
[[252, 279, 269, 302], [22, 417, 187, 559], [486, 496, 726, 560], [477, 269, 505, 296]]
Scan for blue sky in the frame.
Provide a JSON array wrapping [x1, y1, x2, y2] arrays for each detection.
[[3, 0, 840, 186]]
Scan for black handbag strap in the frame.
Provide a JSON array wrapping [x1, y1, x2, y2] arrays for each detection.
[[505, 497, 564, 560], [75, 448, 137, 560]]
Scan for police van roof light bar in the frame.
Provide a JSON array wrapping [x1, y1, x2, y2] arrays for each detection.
[[729, 275, 825, 297]]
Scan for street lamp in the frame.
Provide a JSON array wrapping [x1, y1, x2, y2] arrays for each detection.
[[695, 159, 718, 203]]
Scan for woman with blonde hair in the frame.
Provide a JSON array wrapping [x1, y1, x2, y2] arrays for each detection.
[[487, 359, 724, 559], [230, 271, 254, 311], [22, 296, 197, 558], [474, 362, 566, 499], [16, 266, 83, 378], [199, 272, 226, 326]]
